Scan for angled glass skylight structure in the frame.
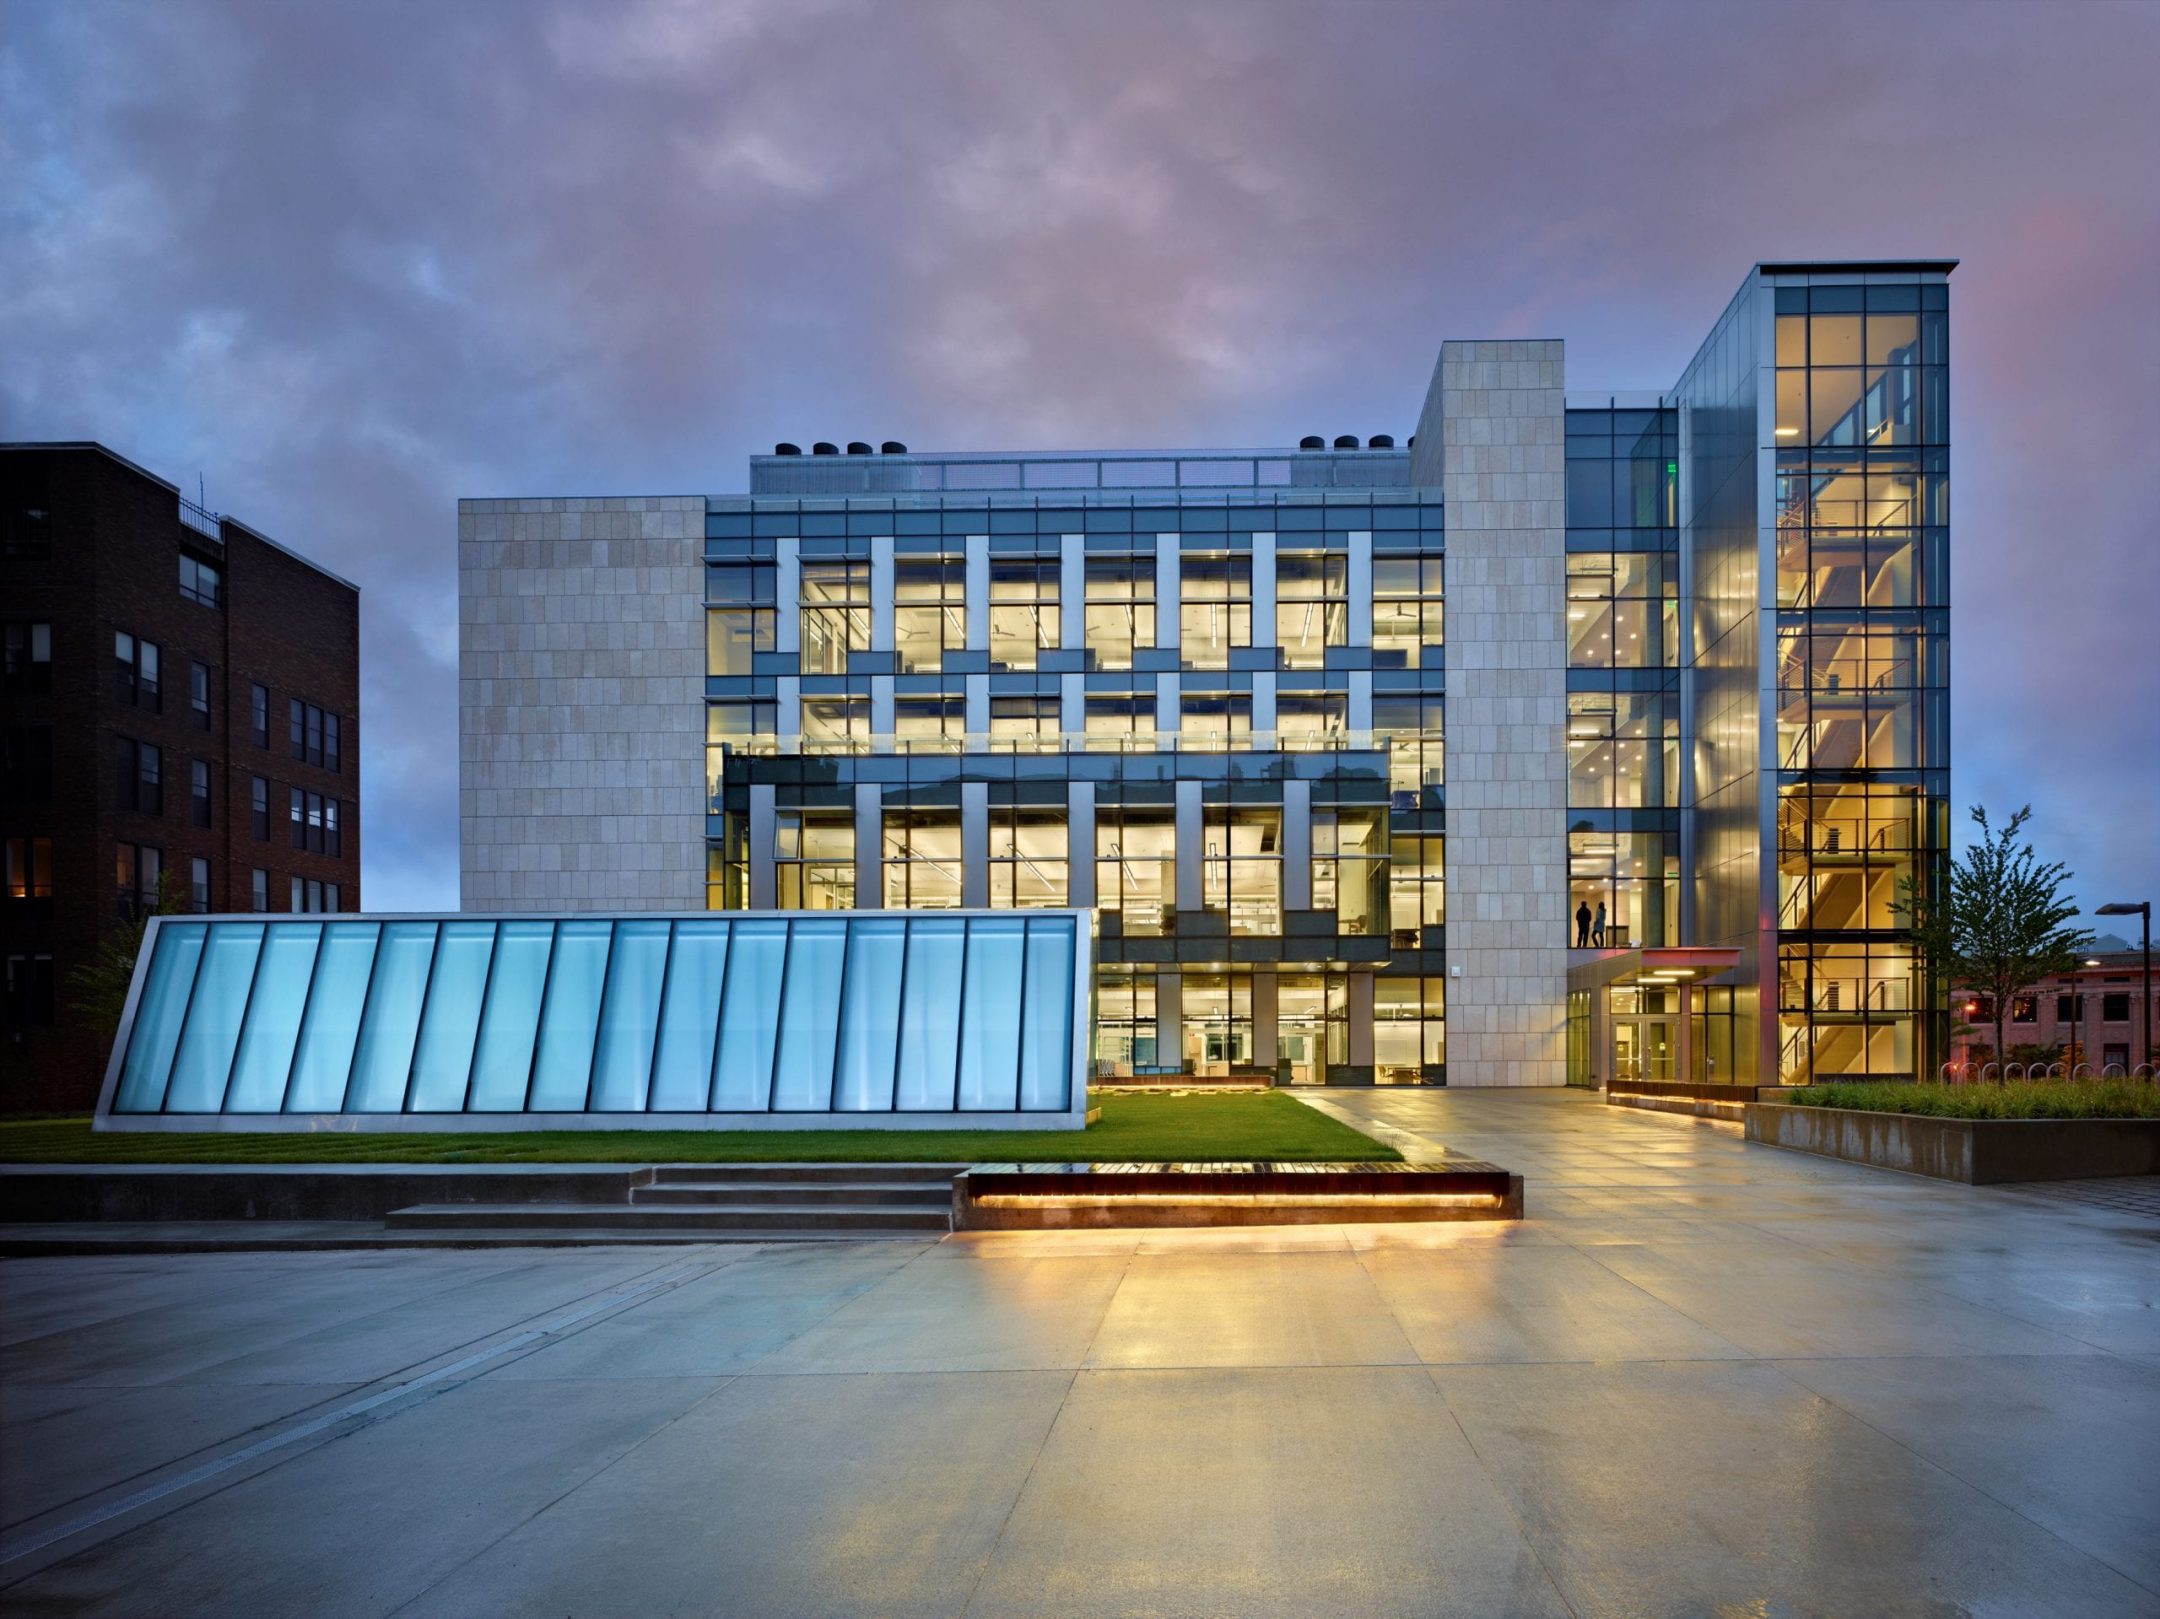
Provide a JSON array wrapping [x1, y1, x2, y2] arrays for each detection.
[[95, 911, 1092, 1130]]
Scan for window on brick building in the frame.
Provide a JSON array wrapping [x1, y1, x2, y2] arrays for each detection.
[[189, 857, 210, 913], [116, 843, 161, 917], [114, 631, 159, 709], [251, 868, 268, 912], [2103, 993, 2132, 1022], [4, 836, 53, 902], [2, 726, 53, 801], [190, 660, 212, 729], [250, 683, 269, 747], [179, 553, 222, 608], [3, 954, 55, 1027], [117, 738, 162, 815], [2, 623, 51, 693]]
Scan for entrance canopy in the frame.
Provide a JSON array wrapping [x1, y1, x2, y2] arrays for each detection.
[[96, 910, 1094, 1132]]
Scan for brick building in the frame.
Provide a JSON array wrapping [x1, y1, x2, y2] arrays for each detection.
[[1951, 942, 2156, 1075], [1, 443, 360, 1110]]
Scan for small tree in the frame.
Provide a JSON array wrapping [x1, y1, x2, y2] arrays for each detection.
[[1898, 805, 2094, 1076], [67, 871, 188, 1052]]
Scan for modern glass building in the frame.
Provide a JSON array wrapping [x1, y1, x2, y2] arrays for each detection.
[[95, 910, 1092, 1128], [457, 259, 1952, 1091]]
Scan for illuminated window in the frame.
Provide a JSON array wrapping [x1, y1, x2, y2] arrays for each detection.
[[800, 562, 869, 674], [1371, 557, 1442, 669], [1083, 557, 1154, 669], [894, 557, 965, 673], [989, 559, 1058, 671], [1274, 551, 1346, 669], [1178, 555, 1250, 669]]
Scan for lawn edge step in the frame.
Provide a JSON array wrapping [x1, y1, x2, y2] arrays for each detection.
[[631, 1183, 955, 1207], [646, 1163, 967, 1184], [385, 1202, 953, 1232]]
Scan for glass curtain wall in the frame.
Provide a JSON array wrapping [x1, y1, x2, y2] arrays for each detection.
[[1771, 282, 1949, 1081], [1565, 405, 1681, 951]]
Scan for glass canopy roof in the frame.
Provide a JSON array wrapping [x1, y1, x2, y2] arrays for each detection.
[[99, 911, 1089, 1127]]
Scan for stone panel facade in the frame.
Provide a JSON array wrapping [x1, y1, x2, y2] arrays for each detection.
[[458, 497, 705, 912], [1420, 341, 1568, 1085]]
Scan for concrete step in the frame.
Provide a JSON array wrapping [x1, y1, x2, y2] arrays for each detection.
[[632, 1181, 953, 1208], [646, 1163, 965, 1186], [386, 1202, 953, 1234]]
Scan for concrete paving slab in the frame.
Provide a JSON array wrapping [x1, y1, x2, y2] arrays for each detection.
[[3, 1375, 729, 1619], [0, 1379, 359, 1529], [3, 1090, 2154, 1617], [1772, 1351, 2160, 1592], [751, 1252, 1129, 1374], [1357, 1243, 1749, 1365], [963, 1366, 1570, 1618], [1431, 1358, 2157, 1617], [397, 1371, 1072, 1619], [490, 1242, 921, 1380], [1085, 1250, 1419, 1369]]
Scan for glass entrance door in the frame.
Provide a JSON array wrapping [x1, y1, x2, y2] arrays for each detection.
[[1612, 1016, 1675, 1083]]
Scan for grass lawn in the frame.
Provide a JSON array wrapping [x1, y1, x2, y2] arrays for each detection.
[[0, 1090, 1396, 1165], [1791, 1079, 2160, 1121]]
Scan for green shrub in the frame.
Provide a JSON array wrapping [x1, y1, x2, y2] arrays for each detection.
[[1790, 1080, 2160, 1121]]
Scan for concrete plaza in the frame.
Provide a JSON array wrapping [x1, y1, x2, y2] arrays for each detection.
[[3, 1090, 2156, 1617]]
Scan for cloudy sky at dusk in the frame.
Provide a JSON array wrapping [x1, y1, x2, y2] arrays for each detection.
[[4, 0, 2156, 916]]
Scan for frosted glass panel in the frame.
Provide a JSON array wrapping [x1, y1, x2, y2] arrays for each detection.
[[649, 920, 728, 1111], [771, 919, 845, 1110], [408, 922, 496, 1112], [590, 920, 670, 1111], [468, 921, 553, 1111], [346, 922, 438, 1112], [114, 921, 207, 1112], [712, 920, 787, 1109], [1020, 918, 1076, 1110], [833, 918, 906, 1111], [957, 917, 1025, 1109], [286, 923, 381, 1112], [530, 920, 612, 1110], [895, 919, 965, 1109], [166, 924, 264, 1113], [225, 923, 321, 1112]]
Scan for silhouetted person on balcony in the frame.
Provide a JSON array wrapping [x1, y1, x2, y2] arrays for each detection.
[[1593, 901, 1607, 948], [1575, 901, 1593, 948]]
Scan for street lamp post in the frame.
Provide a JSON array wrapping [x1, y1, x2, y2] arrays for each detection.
[[2096, 901, 2152, 1073]]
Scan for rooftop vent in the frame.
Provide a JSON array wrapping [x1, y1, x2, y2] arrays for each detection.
[[881, 440, 908, 455], [1333, 434, 1359, 450], [812, 442, 839, 456], [846, 441, 873, 455], [773, 442, 802, 456], [1299, 435, 1326, 451], [1367, 433, 1395, 449]]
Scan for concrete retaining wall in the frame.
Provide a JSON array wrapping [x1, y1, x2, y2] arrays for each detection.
[[0, 1166, 653, 1223], [1744, 1105, 2160, 1184]]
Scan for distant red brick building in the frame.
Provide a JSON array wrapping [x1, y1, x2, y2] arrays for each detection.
[[1949, 945, 2154, 1074], [1, 444, 360, 1110]]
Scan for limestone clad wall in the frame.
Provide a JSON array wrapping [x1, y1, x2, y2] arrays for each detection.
[[1425, 340, 1569, 1085], [458, 497, 706, 912]]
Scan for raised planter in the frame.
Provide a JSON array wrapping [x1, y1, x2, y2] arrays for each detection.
[[954, 1160, 1523, 1229], [1743, 1104, 2160, 1184], [1605, 1080, 1760, 1120]]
